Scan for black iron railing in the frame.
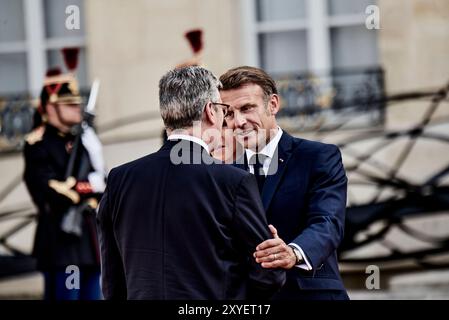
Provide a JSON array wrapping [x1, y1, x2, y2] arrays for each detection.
[[0, 89, 91, 153], [273, 67, 386, 131]]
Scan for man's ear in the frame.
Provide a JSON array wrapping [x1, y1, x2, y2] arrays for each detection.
[[268, 94, 280, 116], [204, 102, 216, 126]]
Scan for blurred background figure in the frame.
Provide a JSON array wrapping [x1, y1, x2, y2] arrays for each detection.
[[22, 48, 105, 300]]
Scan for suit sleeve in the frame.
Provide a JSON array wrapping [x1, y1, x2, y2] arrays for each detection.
[[96, 170, 127, 299], [292, 144, 347, 270], [233, 174, 286, 299]]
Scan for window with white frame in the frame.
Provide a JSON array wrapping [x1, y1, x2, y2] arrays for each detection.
[[251, 0, 378, 74], [241, 0, 383, 131], [0, 0, 88, 97]]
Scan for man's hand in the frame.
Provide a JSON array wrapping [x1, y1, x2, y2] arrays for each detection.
[[254, 225, 296, 269]]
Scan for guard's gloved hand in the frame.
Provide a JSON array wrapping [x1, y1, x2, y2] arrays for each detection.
[[49, 176, 80, 204]]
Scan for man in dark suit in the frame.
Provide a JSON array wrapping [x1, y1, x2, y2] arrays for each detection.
[[97, 66, 285, 300], [219, 66, 349, 300]]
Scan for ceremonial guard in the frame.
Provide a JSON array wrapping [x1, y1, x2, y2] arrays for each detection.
[[23, 48, 106, 300]]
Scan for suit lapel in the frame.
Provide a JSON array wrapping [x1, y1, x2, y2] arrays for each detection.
[[261, 133, 294, 211]]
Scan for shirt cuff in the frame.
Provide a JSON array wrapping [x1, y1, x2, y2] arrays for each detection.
[[289, 242, 313, 271]]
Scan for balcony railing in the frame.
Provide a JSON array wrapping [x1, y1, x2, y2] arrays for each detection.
[[273, 66, 386, 132], [0, 89, 91, 153]]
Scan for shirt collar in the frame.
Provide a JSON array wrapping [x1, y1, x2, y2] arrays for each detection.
[[245, 126, 283, 161], [167, 134, 210, 153]]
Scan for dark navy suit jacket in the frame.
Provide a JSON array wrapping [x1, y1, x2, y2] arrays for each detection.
[[97, 139, 285, 299], [235, 132, 348, 299]]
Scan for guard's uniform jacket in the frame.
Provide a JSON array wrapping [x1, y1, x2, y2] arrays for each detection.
[[23, 124, 103, 271]]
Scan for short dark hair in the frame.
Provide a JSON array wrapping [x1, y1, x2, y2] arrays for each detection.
[[219, 66, 278, 98]]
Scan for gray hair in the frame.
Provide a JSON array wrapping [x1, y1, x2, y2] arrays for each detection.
[[159, 66, 222, 130]]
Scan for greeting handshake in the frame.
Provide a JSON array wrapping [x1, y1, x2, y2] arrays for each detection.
[[253, 225, 297, 270]]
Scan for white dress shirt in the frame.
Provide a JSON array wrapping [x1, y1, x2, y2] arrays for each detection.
[[245, 127, 283, 176], [245, 127, 313, 271]]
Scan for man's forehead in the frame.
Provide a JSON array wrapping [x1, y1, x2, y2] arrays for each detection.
[[221, 83, 264, 95], [220, 84, 264, 106]]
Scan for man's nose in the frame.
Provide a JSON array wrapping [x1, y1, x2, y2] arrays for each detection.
[[234, 112, 247, 128]]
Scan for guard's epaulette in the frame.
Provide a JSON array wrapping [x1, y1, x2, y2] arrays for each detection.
[[25, 126, 45, 145]]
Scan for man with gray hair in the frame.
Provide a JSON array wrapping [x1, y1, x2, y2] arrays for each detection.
[[97, 66, 285, 299]]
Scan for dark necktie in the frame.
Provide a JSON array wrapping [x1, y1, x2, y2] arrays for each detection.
[[249, 154, 266, 193]]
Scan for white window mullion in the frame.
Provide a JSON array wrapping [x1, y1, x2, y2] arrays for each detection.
[[256, 20, 308, 33], [24, 0, 46, 97], [45, 37, 86, 50], [240, 0, 258, 67], [306, 0, 331, 73]]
